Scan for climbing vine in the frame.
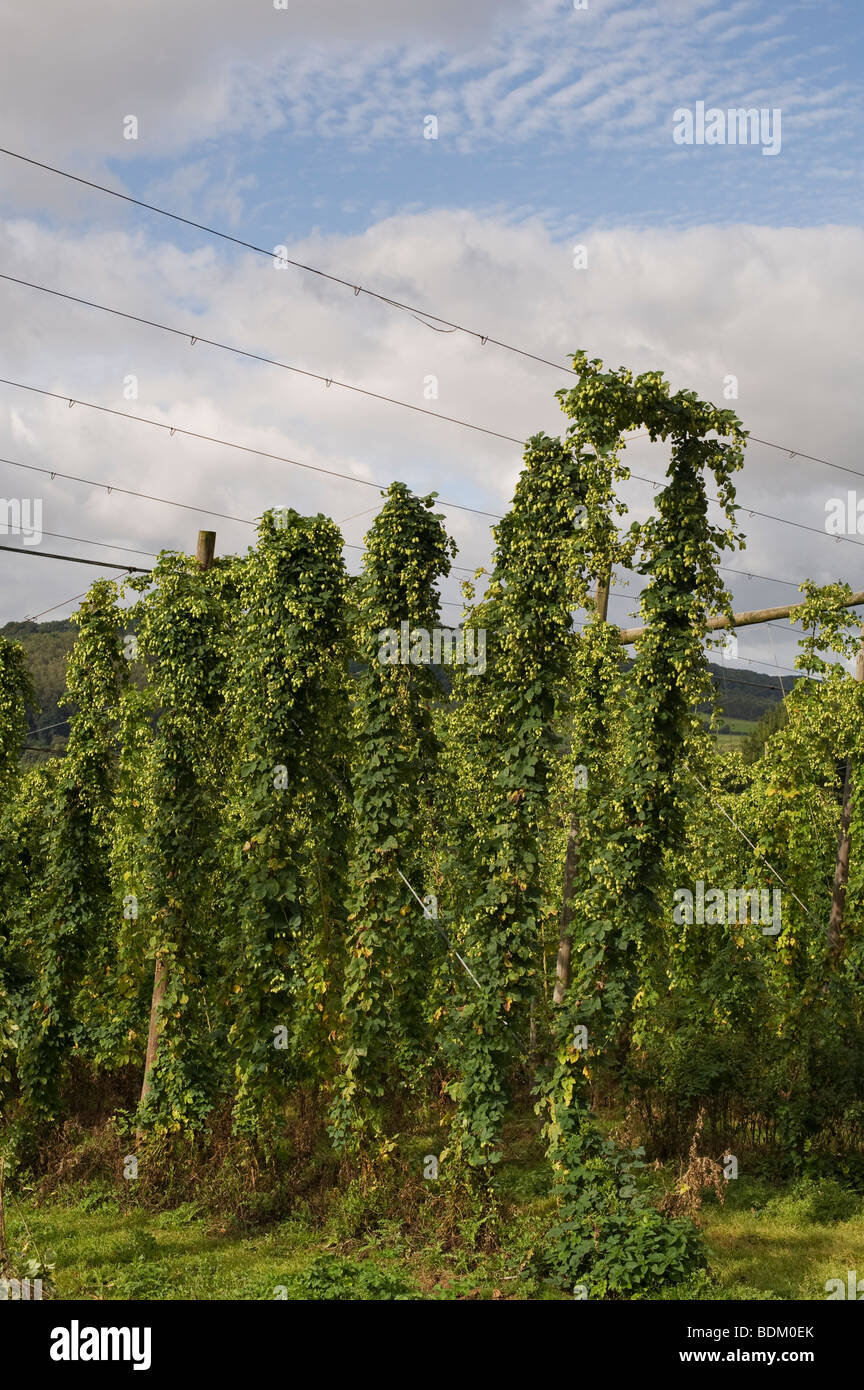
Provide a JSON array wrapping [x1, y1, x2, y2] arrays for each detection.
[[131, 553, 231, 1132], [330, 483, 455, 1155], [224, 509, 347, 1137], [0, 637, 34, 1105], [439, 431, 604, 1172], [15, 581, 125, 1123], [536, 354, 746, 1291], [0, 349, 858, 1297]]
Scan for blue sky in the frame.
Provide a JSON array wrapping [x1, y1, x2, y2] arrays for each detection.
[[101, 0, 863, 240], [4, 0, 860, 241]]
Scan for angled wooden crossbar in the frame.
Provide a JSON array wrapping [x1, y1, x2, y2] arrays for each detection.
[[608, 581, 864, 972], [617, 590, 864, 646]]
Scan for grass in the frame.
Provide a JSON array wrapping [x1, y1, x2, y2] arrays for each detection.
[[6, 1160, 861, 1301], [695, 1177, 864, 1301], [712, 717, 758, 752]]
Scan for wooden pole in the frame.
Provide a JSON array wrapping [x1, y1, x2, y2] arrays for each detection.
[[139, 531, 216, 1112], [196, 530, 216, 570], [618, 590, 864, 646], [594, 568, 611, 626]]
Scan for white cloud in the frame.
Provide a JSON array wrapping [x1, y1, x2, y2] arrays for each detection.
[[0, 0, 850, 188], [9, 409, 36, 447], [0, 0, 531, 165], [0, 208, 861, 682]]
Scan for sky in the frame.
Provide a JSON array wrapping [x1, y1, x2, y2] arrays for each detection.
[[0, 0, 862, 682]]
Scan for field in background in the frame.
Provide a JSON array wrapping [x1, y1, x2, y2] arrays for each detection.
[[714, 716, 758, 752]]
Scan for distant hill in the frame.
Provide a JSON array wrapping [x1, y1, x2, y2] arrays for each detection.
[[703, 660, 800, 722], [0, 618, 76, 759], [2, 621, 798, 762]]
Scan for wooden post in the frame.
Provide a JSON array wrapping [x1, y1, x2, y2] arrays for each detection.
[[554, 569, 612, 1006], [618, 591, 864, 646], [196, 530, 216, 571], [594, 569, 611, 626], [139, 531, 216, 1111]]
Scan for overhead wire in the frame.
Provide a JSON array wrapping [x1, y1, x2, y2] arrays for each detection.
[[0, 271, 532, 448], [0, 148, 850, 484], [1, 376, 859, 568], [0, 146, 586, 376], [0, 381, 503, 520]]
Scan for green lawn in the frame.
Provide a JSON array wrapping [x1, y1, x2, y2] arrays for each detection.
[[6, 1167, 861, 1301], [711, 716, 758, 752]]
